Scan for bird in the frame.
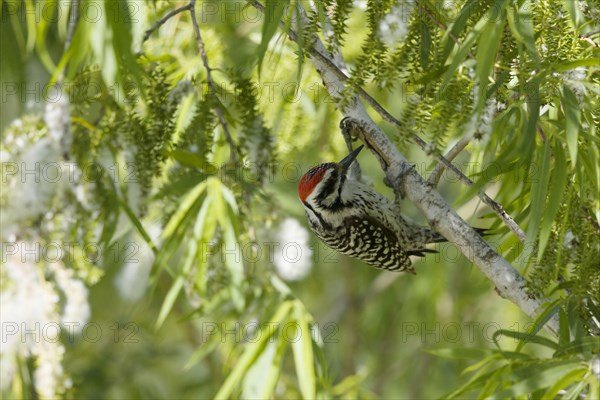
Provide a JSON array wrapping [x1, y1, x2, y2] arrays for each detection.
[[298, 145, 452, 274]]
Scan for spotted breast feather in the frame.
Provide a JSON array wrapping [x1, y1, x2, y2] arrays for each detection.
[[317, 215, 415, 274]]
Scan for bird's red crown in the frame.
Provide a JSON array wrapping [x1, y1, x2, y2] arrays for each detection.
[[298, 163, 335, 202]]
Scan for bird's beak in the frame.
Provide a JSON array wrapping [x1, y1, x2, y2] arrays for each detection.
[[338, 145, 364, 176]]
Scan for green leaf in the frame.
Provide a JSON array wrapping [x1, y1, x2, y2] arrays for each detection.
[[331, 370, 368, 397], [444, 364, 506, 399], [193, 196, 215, 295], [560, 0, 582, 28], [292, 3, 305, 80], [156, 273, 185, 329], [554, 336, 600, 357], [462, 354, 501, 375], [537, 143, 568, 260], [562, 85, 581, 166], [525, 138, 551, 270], [168, 149, 210, 170], [184, 325, 221, 370], [552, 58, 600, 72], [563, 377, 591, 400], [24, 0, 36, 53], [542, 367, 587, 400], [220, 183, 240, 215], [117, 196, 158, 255], [525, 299, 562, 338], [156, 239, 199, 329], [558, 308, 570, 347], [493, 329, 560, 351], [441, 29, 478, 91], [419, 20, 431, 70], [292, 301, 316, 399], [34, 0, 57, 73], [242, 338, 288, 399], [105, 1, 144, 95], [67, 20, 92, 79], [207, 178, 244, 309], [162, 181, 207, 239], [48, 46, 73, 87], [215, 301, 294, 399], [488, 362, 583, 399], [425, 347, 495, 360], [475, 5, 505, 110], [440, 0, 493, 63], [173, 93, 197, 138], [586, 297, 600, 323], [256, 0, 288, 75], [476, 365, 506, 399], [506, 0, 540, 66], [441, 0, 507, 92]]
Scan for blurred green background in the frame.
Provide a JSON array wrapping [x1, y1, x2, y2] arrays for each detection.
[[1, 1, 598, 399]]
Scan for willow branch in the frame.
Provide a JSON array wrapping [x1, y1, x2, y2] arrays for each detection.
[[251, 1, 557, 335], [310, 49, 526, 242], [140, 2, 239, 162], [189, 0, 239, 163], [55, 0, 80, 83], [64, 0, 80, 52], [252, 0, 526, 243], [417, 1, 475, 59], [428, 134, 473, 187], [141, 3, 191, 45]]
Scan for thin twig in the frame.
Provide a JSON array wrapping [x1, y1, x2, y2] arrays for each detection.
[[141, 3, 191, 45], [428, 134, 472, 187], [64, 0, 79, 52], [57, 0, 80, 82], [581, 29, 600, 38], [582, 206, 600, 237], [580, 36, 600, 49], [417, 1, 475, 59], [189, 0, 239, 163]]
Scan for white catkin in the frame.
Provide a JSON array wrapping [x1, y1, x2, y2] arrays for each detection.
[[377, 1, 415, 50], [273, 218, 314, 281], [1, 248, 72, 398]]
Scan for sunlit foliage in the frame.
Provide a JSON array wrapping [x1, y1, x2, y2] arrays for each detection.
[[1, 0, 598, 398]]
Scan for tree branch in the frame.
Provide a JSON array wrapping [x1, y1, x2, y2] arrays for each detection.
[[141, 3, 191, 46], [251, 1, 557, 335], [250, 1, 526, 242], [428, 134, 473, 187], [189, 0, 239, 163], [55, 0, 80, 83], [64, 0, 80, 52], [140, 2, 240, 163], [307, 48, 527, 243], [417, 1, 475, 59]]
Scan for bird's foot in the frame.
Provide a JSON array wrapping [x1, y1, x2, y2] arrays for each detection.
[[340, 117, 362, 141]]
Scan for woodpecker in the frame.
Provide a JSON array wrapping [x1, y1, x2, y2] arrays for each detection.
[[298, 145, 448, 274]]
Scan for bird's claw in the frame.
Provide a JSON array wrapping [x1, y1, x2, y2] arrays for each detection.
[[340, 117, 361, 141]]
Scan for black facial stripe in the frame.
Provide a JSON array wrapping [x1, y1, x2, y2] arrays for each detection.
[[313, 169, 354, 212], [303, 201, 332, 230], [315, 170, 339, 202]]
